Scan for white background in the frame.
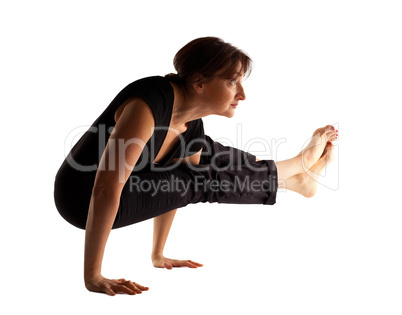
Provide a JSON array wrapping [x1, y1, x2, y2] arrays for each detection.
[[1, 0, 401, 314]]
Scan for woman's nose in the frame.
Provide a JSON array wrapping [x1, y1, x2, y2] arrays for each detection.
[[237, 84, 246, 100]]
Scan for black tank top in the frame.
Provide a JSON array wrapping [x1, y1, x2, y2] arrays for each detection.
[[106, 75, 205, 168], [54, 76, 205, 206]]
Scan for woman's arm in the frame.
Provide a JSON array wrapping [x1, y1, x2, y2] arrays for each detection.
[[151, 149, 204, 269], [84, 189, 121, 282], [84, 98, 155, 295], [151, 208, 178, 261]]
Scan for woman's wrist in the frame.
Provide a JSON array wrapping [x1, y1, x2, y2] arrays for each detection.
[[84, 274, 103, 288], [151, 252, 164, 261], [84, 269, 102, 283]]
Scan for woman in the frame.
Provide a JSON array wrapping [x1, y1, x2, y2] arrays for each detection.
[[54, 37, 338, 296]]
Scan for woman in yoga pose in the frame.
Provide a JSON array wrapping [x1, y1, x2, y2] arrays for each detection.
[[54, 37, 338, 296]]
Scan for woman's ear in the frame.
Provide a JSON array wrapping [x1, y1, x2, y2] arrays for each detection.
[[191, 74, 205, 94]]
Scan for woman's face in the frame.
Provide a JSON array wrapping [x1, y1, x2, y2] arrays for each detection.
[[194, 65, 247, 118]]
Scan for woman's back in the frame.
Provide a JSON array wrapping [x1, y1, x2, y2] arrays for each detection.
[[53, 76, 205, 228]]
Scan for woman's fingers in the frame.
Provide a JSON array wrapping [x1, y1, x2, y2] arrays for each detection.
[[184, 261, 198, 268], [105, 288, 116, 296], [133, 282, 150, 291], [171, 259, 203, 268], [112, 283, 137, 295], [188, 260, 203, 267], [86, 275, 149, 296], [120, 280, 149, 294], [170, 259, 190, 267], [182, 259, 203, 268], [152, 256, 203, 269]]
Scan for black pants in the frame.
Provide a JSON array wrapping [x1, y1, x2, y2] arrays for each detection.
[[54, 135, 278, 230]]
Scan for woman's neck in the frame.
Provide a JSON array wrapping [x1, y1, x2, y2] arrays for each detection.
[[169, 82, 209, 126]]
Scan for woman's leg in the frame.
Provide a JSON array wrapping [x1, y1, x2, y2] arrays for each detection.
[[113, 126, 337, 228], [114, 139, 277, 228], [107, 126, 336, 229]]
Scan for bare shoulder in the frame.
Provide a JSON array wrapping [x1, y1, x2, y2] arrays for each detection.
[[114, 97, 154, 125], [112, 97, 155, 140], [93, 97, 155, 193]]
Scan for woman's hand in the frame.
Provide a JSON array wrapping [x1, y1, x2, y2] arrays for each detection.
[[152, 254, 203, 269], [85, 274, 149, 296]]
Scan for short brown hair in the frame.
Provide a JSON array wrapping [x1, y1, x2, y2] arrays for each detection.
[[166, 37, 252, 85]]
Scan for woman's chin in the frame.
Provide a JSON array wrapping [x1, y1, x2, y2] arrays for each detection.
[[226, 109, 236, 118], [211, 107, 236, 118]]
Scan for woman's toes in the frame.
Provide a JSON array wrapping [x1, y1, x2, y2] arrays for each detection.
[[313, 125, 335, 138], [327, 132, 337, 141], [325, 125, 335, 132], [324, 126, 338, 142]]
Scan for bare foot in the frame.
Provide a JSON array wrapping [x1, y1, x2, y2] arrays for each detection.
[[297, 125, 337, 170], [289, 141, 335, 197]]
